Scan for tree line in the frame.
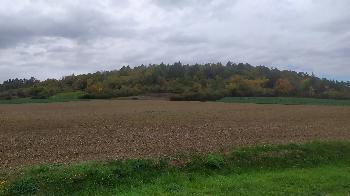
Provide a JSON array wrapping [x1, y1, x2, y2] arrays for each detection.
[[1, 62, 350, 101]]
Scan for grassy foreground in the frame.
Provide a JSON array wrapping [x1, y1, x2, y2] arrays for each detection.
[[1, 141, 350, 195], [218, 97, 350, 106]]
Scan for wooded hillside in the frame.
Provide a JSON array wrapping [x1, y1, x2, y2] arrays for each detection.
[[1, 62, 350, 101]]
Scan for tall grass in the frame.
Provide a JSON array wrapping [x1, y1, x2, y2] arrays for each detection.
[[1, 141, 350, 195]]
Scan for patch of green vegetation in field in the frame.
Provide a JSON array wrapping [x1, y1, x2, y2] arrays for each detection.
[[49, 91, 86, 100], [1, 141, 350, 195], [0, 91, 87, 104], [218, 97, 350, 106]]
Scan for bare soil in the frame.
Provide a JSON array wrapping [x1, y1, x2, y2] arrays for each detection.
[[1, 100, 350, 169]]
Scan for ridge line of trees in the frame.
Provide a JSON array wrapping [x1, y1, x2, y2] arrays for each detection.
[[1, 62, 350, 101]]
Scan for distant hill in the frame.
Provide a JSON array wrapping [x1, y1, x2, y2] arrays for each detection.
[[1, 62, 350, 101]]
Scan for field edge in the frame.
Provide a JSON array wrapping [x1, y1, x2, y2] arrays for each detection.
[[1, 140, 350, 195]]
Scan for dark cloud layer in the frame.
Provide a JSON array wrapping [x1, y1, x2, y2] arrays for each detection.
[[0, 0, 349, 82]]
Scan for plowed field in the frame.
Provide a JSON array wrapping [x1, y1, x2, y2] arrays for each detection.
[[1, 100, 350, 168]]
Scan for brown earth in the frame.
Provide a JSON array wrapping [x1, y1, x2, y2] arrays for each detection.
[[0, 100, 350, 169]]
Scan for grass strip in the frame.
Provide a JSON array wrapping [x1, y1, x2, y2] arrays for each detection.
[[1, 141, 350, 195]]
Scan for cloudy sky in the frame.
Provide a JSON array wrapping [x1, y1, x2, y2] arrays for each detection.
[[0, 0, 350, 82]]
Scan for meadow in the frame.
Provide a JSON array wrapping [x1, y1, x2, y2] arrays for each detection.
[[2, 94, 350, 108]]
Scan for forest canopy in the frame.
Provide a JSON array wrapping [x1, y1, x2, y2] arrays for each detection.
[[1, 62, 350, 101]]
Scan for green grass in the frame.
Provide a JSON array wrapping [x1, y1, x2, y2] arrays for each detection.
[[120, 165, 350, 195], [0, 91, 87, 104], [1, 141, 350, 195], [218, 97, 350, 106]]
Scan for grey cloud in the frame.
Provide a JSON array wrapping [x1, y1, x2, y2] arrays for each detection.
[[0, 0, 349, 82], [0, 2, 137, 48], [153, 0, 209, 8], [162, 33, 208, 45]]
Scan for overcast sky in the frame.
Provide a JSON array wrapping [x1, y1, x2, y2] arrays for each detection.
[[0, 0, 350, 82]]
